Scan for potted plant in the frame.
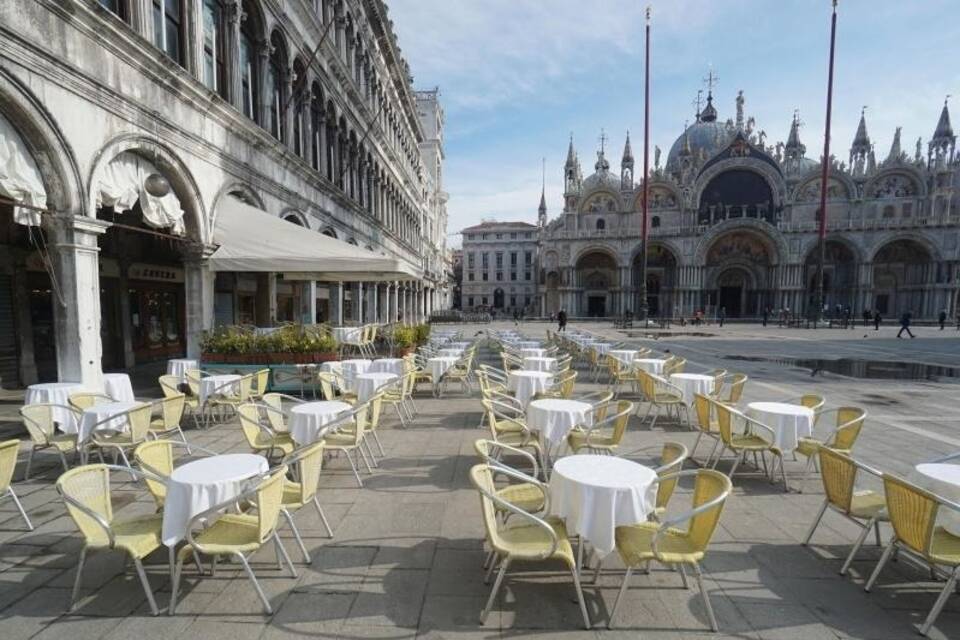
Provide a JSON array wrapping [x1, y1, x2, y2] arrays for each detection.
[[393, 326, 416, 356]]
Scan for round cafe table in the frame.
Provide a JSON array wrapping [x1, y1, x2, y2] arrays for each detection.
[[25, 382, 85, 432], [354, 372, 398, 402], [438, 348, 464, 358], [162, 453, 269, 546], [339, 359, 372, 392], [199, 374, 241, 405], [911, 463, 960, 536], [633, 358, 667, 376], [520, 348, 546, 358], [76, 400, 142, 443], [745, 401, 815, 453], [523, 356, 557, 373], [369, 358, 405, 376], [166, 359, 198, 383], [549, 454, 657, 557], [527, 398, 594, 451], [508, 370, 553, 407], [103, 373, 135, 402], [608, 350, 639, 365], [669, 372, 715, 406], [591, 343, 612, 356], [428, 356, 458, 382], [289, 400, 353, 445]]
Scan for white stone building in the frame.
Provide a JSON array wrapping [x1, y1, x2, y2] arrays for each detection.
[[460, 221, 539, 315], [0, 0, 447, 389]]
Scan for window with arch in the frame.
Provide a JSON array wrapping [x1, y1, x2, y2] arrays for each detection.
[[153, 0, 184, 66], [651, 215, 661, 228], [292, 59, 307, 157], [596, 218, 605, 231], [239, 2, 260, 123], [311, 84, 324, 171], [201, 0, 228, 98], [268, 32, 288, 142]]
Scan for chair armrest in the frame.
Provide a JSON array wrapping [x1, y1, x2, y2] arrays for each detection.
[[490, 463, 550, 512], [476, 473, 557, 559], [739, 413, 778, 443]]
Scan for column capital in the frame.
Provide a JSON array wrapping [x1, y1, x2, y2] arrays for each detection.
[[48, 213, 111, 237]]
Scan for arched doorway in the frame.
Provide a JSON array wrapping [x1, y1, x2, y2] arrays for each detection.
[[704, 230, 776, 318], [805, 240, 857, 314], [493, 288, 505, 309], [715, 267, 752, 318], [871, 239, 933, 317], [632, 244, 677, 318], [576, 251, 618, 317]]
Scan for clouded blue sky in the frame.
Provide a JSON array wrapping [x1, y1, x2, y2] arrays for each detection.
[[389, 0, 959, 247]]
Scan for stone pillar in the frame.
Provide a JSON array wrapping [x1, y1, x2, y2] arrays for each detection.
[[11, 258, 38, 385], [183, 247, 216, 359], [329, 282, 344, 325], [227, 2, 242, 110], [388, 281, 399, 323], [302, 281, 318, 324], [254, 273, 277, 326], [258, 48, 271, 133], [48, 215, 110, 387], [365, 283, 377, 323], [283, 68, 295, 150], [116, 260, 136, 369], [353, 282, 364, 322]]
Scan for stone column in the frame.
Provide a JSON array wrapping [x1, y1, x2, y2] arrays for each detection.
[[353, 282, 364, 323], [302, 281, 318, 324], [258, 47, 271, 133], [283, 68, 295, 150], [329, 282, 344, 325], [116, 259, 136, 369], [388, 281, 399, 323], [11, 257, 38, 385], [182, 245, 216, 359], [48, 215, 110, 387], [227, 1, 242, 110], [365, 283, 376, 323], [254, 273, 277, 326]]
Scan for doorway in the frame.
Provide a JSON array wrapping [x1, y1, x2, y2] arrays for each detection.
[[587, 296, 606, 317]]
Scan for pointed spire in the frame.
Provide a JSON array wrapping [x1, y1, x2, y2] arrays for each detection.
[[851, 106, 871, 151], [538, 157, 547, 219], [886, 126, 903, 163], [784, 110, 806, 159], [595, 129, 610, 172], [622, 131, 634, 162], [932, 96, 954, 141], [700, 91, 718, 123], [679, 121, 692, 156], [564, 133, 576, 169]]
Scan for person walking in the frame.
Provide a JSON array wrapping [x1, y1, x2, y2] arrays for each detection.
[[862, 308, 871, 328], [557, 308, 568, 332], [718, 306, 726, 328], [873, 309, 882, 331], [845, 306, 854, 329], [762, 306, 769, 327], [938, 309, 947, 330], [897, 310, 915, 339]]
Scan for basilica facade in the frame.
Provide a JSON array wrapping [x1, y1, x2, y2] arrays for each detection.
[[537, 90, 959, 320]]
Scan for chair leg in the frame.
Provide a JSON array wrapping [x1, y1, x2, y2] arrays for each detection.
[[313, 496, 334, 538], [177, 426, 191, 454], [690, 432, 703, 461], [920, 565, 960, 636], [281, 509, 311, 564], [480, 557, 510, 624], [69, 547, 88, 612], [607, 566, 633, 628], [841, 517, 876, 576], [24, 446, 36, 480], [728, 451, 743, 478], [874, 520, 882, 547], [132, 557, 159, 616], [342, 449, 363, 487], [273, 533, 298, 577], [168, 555, 185, 616], [569, 561, 592, 629], [865, 536, 898, 592], [693, 563, 719, 632], [371, 430, 386, 457], [356, 446, 374, 474], [236, 553, 273, 615], [483, 553, 499, 584], [678, 563, 689, 589], [7, 487, 33, 530], [802, 499, 829, 545]]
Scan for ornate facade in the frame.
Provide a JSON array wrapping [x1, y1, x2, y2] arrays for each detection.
[[539, 89, 960, 320]]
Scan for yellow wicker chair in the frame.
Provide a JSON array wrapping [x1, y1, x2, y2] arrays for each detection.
[[332, 394, 384, 465], [709, 372, 748, 407], [205, 374, 255, 423], [87, 403, 153, 469], [237, 402, 296, 462], [262, 392, 307, 433], [637, 371, 689, 429], [690, 393, 723, 467], [250, 368, 271, 400], [566, 400, 635, 455], [473, 439, 547, 513], [802, 448, 888, 575], [533, 369, 578, 401], [68, 392, 113, 412], [57, 464, 165, 615], [608, 358, 642, 395], [781, 393, 827, 415], [170, 466, 296, 615], [19, 403, 80, 479], [663, 356, 687, 376], [607, 469, 732, 631], [133, 439, 215, 510], [710, 397, 786, 490], [652, 441, 690, 518], [381, 371, 416, 426], [321, 402, 375, 487], [865, 474, 960, 636], [279, 442, 334, 563], [469, 463, 591, 629], [481, 399, 542, 457], [0, 440, 32, 529], [159, 374, 200, 429], [795, 406, 867, 490], [147, 394, 189, 450], [316, 371, 343, 403]]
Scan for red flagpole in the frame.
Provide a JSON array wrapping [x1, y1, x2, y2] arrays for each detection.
[[639, 6, 651, 323], [815, 0, 838, 324]]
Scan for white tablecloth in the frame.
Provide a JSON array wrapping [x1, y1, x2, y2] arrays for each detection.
[[523, 356, 557, 373], [103, 373, 135, 402], [591, 343, 612, 356], [911, 463, 960, 537], [550, 454, 657, 556], [355, 372, 398, 402], [369, 358, 405, 376], [438, 348, 464, 358], [332, 327, 363, 344], [162, 454, 269, 546], [520, 348, 546, 358], [634, 358, 667, 375], [527, 399, 594, 450], [448, 342, 471, 350], [514, 341, 541, 349], [289, 400, 353, 445], [77, 401, 142, 442], [669, 373, 714, 406], [166, 359, 198, 383], [745, 401, 814, 453], [199, 374, 241, 405], [608, 350, 638, 365], [339, 359, 372, 391], [25, 382, 84, 432], [428, 356, 459, 381], [508, 370, 554, 407]]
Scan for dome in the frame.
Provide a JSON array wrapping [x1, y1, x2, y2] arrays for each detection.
[[783, 156, 819, 176], [582, 168, 621, 192], [666, 119, 730, 172]]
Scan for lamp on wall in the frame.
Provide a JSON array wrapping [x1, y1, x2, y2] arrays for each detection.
[[144, 113, 171, 197]]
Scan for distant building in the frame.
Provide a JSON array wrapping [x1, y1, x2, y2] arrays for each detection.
[[461, 221, 539, 315], [539, 89, 959, 319], [450, 249, 463, 309]]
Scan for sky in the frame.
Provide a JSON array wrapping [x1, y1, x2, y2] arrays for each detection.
[[388, 0, 960, 248]]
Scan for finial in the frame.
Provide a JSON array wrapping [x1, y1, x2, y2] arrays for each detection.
[[646, 5, 651, 22], [598, 128, 607, 154], [861, 105, 867, 116], [692, 90, 703, 118], [947, 94, 952, 107], [703, 65, 718, 95], [541, 157, 546, 190]]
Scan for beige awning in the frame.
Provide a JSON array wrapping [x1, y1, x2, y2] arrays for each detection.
[[209, 196, 420, 281]]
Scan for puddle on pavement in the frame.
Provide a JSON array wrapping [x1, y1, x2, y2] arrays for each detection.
[[722, 355, 960, 381], [624, 331, 717, 338]]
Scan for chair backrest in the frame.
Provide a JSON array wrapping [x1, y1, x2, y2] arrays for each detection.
[[255, 466, 288, 543], [882, 473, 939, 556], [656, 441, 688, 509], [156, 394, 186, 429], [638, 370, 657, 401], [558, 370, 577, 398], [69, 392, 111, 412], [368, 394, 384, 431], [693, 394, 713, 434], [159, 375, 182, 399], [185, 369, 203, 397], [261, 394, 287, 432], [238, 374, 255, 401], [470, 464, 503, 549], [237, 402, 266, 447], [832, 407, 866, 450], [0, 440, 20, 492], [125, 404, 153, 442], [317, 372, 337, 401], [254, 369, 271, 395], [608, 399, 634, 443], [20, 404, 57, 445], [724, 373, 748, 404], [57, 464, 113, 547], [684, 469, 732, 552], [133, 439, 173, 506], [800, 394, 826, 412], [712, 399, 737, 445], [817, 447, 858, 513], [288, 442, 325, 504]]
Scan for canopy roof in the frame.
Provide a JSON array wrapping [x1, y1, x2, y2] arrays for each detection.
[[209, 196, 420, 281]]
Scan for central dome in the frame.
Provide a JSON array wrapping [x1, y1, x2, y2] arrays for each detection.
[[666, 120, 731, 173]]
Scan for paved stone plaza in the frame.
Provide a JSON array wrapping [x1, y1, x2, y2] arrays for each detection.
[[0, 321, 958, 639]]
